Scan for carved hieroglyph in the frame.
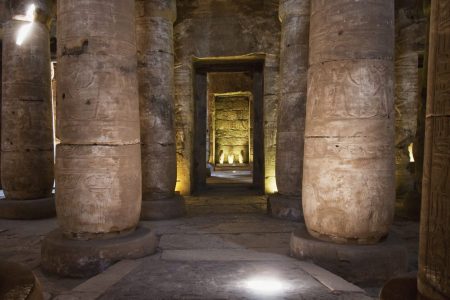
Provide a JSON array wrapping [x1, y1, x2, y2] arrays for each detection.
[[1, 14, 53, 200], [303, 0, 395, 244], [56, 1, 140, 145], [214, 95, 250, 163], [418, 0, 450, 298], [275, 0, 309, 197], [56, 145, 141, 236], [136, 0, 177, 201], [56, 0, 141, 236]]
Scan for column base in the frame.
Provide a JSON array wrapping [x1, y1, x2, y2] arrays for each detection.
[[290, 224, 408, 285], [41, 226, 158, 278], [417, 278, 449, 300], [0, 260, 43, 300], [379, 274, 418, 300], [268, 193, 302, 221], [0, 196, 55, 220], [379, 274, 441, 300], [141, 194, 186, 220]]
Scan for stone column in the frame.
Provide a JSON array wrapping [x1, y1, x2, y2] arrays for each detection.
[[0, 0, 55, 219], [41, 0, 157, 278], [394, 3, 426, 219], [136, 0, 185, 220], [290, 0, 407, 284], [418, 0, 450, 298], [269, 0, 309, 221]]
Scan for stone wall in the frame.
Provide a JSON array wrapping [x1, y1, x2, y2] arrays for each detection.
[[214, 95, 250, 164], [206, 72, 253, 165], [174, 0, 280, 194]]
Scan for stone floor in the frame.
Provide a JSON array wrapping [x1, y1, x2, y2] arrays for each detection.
[[206, 169, 253, 185], [0, 182, 419, 300]]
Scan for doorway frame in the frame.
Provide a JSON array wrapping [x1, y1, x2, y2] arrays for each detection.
[[192, 55, 265, 194]]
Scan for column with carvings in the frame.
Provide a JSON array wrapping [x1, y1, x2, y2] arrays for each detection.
[[41, 0, 157, 277], [0, 0, 55, 219], [417, 0, 450, 298], [290, 0, 407, 284], [269, 0, 309, 221], [136, 0, 185, 220]]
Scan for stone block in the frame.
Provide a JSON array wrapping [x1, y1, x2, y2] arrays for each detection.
[[55, 144, 142, 236], [0, 260, 44, 299], [290, 225, 408, 285], [56, 53, 140, 144], [41, 226, 158, 278], [1, 150, 54, 200], [0, 196, 55, 220], [141, 193, 186, 220], [268, 193, 302, 221], [306, 59, 394, 138], [309, 0, 394, 64]]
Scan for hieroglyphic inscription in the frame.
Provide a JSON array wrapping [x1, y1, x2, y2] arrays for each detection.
[[307, 60, 394, 121], [56, 144, 141, 235], [418, 0, 450, 298]]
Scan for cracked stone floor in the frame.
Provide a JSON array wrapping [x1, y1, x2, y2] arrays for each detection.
[[0, 176, 419, 300]]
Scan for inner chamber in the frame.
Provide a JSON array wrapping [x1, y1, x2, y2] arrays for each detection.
[[206, 72, 254, 187]]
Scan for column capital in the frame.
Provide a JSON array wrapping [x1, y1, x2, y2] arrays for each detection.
[[9, 0, 55, 28], [279, 0, 310, 23], [136, 0, 177, 23]]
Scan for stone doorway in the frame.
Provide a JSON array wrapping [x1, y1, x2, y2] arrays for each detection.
[[192, 57, 265, 195], [208, 91, 252, 187]]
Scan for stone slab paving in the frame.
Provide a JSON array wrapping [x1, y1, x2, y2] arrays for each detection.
[[99, 258, 369, 300], [0, 217, 84, 297], [0, 188, 419, 299], [159, 232, 291, 250]]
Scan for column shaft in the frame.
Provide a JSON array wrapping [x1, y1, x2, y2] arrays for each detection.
[[418, 0, 450, 298], [56, 0, 141, 236], [42, 0, 157, 277], [136, 0, 184, 220], [303, 0, 395, 244], [1, 3, 53, 201], [275, 0, 309, 197]]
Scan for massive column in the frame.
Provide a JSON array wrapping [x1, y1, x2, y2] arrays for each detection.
[[290, 0, 407, 283], [269, 0, 309, 221], [136, 0, 185, 220], [41, 0, 157, 277], [418, 0, 450, 298], [305, 0, 395, 245], [0, 0, 55, 219]]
